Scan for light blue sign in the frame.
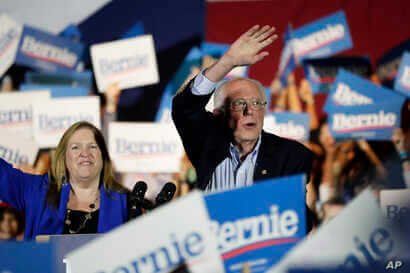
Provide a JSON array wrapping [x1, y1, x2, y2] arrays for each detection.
[[15, 26, 84, 73], [290, 11, 353, 63], [394, 52, 410, 98], [302, 56, 371, 94], [324, 70, 406, 112], [278, 25, 296, 86], [205, 175, 306, 273], [155, 47, 202, 122], [20, 84, 89, 98], [121, 21, 145, 39], [328, 102, 403, 140]]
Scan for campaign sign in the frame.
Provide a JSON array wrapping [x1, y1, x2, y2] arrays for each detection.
[[65, 191, 225, 273], [0, 241, 54, 273], [394, 52, 410, 98], [155, 47, 202, 122], [0, 91, 50, 137], [121, 21, 144, 39], [268, 189, 410, 273], [376, 39, 410, 83], [201, 42, 249, 79], [21, 84, 89, 98], [0, 129, 39, 165], [109, 122, 184, 173], [328, 102, 402, 140], [91, 35, 159, 92], [324, 70, 405, 112], [263, 113, 310, 142], [290, 11, 353, 63], [0, 14, 23, 77], [278, 25, 296, 86], [204, 175, 306, 273], [380, 189, 410, 223], [24, 70, 93, 90], [32, 96, 100, 148], [303, 56, 371, 94], [156, 84, 177, 123], [15, 25, 84, 72]]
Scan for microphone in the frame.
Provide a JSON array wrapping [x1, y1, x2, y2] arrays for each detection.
[[131, 181, 147, 203], [155, 182, 177, 207], [128, 181, 147, 219]]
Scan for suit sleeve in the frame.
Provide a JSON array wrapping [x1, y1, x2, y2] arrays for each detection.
[[171, 78, 214, 167], [0, 158, 44, 211]]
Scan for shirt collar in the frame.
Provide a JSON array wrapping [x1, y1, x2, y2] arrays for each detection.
[[229, 135, 261, 164]]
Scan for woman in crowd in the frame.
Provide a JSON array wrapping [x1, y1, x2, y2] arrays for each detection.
[[0, 121, 131, 240]]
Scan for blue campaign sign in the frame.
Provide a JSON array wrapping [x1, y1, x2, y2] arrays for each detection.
[[121, 21, 145, 39], [376, 39, 410, 84], [328, 102, 403, 140], [0, 241, 54, 273], [303, 56, 372, 94], [201, 42, 229, 56], [155, 47, 202, 122], [205, 175, 306, 273], [265, 112, 310, 141], [15, 26, 84, 73], [202, 42, 249, 78], [20, 84, 89, 98], [278, 25, 296, 86], [24, 70, 93, 90], [394, 52, 410, 98], [324, 70, 406, 112], [290, 11, 353, 63]]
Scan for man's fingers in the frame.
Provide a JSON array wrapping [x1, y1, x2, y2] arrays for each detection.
[[255, 27, 276, 42], [253, 51, 269, 63], [244, 25, 260, 38], [258, 34, 278, 50], [253, 25, 273, 39]]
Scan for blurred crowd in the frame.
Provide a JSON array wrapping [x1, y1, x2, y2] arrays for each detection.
[[1, 47, 409, 243]]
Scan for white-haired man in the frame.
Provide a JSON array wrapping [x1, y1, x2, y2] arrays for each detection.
[[172, 25, 313, 194]]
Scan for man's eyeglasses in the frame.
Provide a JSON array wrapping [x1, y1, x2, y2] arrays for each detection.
[[230, 98, 267, 112]]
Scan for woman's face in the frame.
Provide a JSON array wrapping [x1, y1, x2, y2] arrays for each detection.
[[65, 128, 103, 184]]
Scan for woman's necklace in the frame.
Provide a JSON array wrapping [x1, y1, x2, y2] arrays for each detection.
[[65, 195, 99, 234]]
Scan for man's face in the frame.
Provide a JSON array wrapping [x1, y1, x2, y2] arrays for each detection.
[[225, 79, 266, 144]]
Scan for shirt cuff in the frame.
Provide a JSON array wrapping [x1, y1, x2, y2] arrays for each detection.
[[191, 70, 217, 96]]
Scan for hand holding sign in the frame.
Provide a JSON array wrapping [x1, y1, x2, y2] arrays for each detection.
[[104, 82, 122, 113]]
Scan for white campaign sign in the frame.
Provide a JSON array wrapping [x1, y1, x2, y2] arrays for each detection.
[[65, 191, 225, 273], [32, 96, 100, 148], [380, 189, 410, 222], [268, 189, 409, 272], [0, 90, 50, 138], [91, 35, 159, 92], [109, 122, 184, 173], [263, 115, 308, 142], [0, 14, 23, 77], [0, 129, 39, 165]]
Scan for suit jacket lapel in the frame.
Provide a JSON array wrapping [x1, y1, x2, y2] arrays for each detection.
[[254, 131, 282, 182]]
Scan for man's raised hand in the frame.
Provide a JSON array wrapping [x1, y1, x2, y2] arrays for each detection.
[[222, 25, 277, 67], [204, 25, 277, 82]]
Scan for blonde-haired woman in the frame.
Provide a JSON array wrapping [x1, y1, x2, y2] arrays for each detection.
[[0, 121, 132, 240]]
